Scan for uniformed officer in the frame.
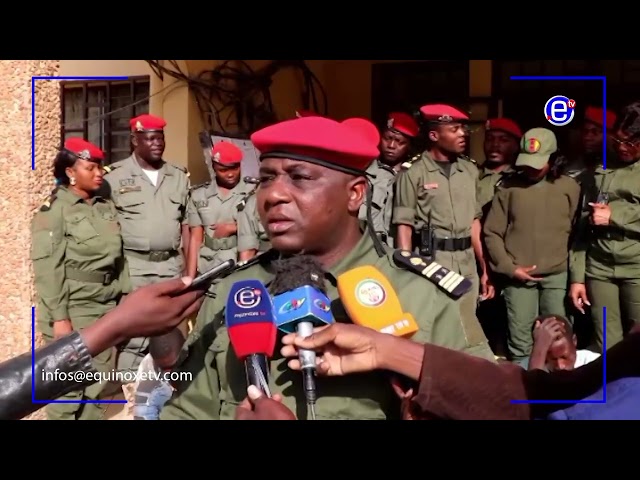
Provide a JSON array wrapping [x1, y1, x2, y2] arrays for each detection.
[[484, 128, 581, 365], [565, 107, 617, 348], [31, 138, 131, 420], [351, 113, 419, 248], [393, 104, 494, 332], [186, 141, 251, 277], [570, 102, 640, 351], [477, 118, 521, 217], [237, 193, 270, 261], [103, 114, 191, 378], [476, 118, 521, 356], [160, 115, 494, 421]]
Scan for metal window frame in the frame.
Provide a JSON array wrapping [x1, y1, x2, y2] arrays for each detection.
[[60, 75, 151, 165]]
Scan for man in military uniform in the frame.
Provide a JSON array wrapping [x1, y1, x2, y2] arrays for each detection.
[[353, 113, 420, 248], [103, 114, 191, 402], [393, 104, 494, 335], [160, 115, 494, 421], [186, 141, 251, 278], [476, 118, 522, 356], [237, 192, 270, 261]]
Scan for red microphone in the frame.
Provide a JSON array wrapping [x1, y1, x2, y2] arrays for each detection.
[[225, 279, 277, 397]]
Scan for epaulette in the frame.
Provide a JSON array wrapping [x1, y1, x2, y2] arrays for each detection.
[[392, 249, 472, 299], [237, 185, 258, 212], [495, 170, 519, 190], [401, 153, 421, 171], [233, 249, 277, 272], [103, 165, 112, 174], [189, 181, 210, 191], [39, 192, 57, 212], [566, 169, 582, 179], [460, 155, 477, 165]]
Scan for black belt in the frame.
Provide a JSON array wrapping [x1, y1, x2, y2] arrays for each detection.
[[126, 250, 179, 262], [434, 236, 472, 251]]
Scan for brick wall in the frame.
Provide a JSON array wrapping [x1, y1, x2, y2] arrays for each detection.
[[0, 60, 61, 420]]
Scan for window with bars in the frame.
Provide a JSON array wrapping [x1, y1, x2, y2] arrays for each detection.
[[61, 76, 150, 165]]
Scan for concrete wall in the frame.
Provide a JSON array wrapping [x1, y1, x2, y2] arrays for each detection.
[[0, 60, 61, 420]]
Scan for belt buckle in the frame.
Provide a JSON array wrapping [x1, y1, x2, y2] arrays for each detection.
[[103, 271, 113, 285]]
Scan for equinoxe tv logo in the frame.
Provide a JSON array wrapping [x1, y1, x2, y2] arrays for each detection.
[[544, 95, 576, 126]]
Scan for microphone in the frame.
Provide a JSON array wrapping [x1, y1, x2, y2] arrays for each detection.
[[269, 256, 334, 420], [225, 279, 277, 397], [336, 265, 419, 338]]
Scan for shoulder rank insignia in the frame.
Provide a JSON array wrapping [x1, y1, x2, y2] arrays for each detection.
[[392, 249, 472, 299], [401, 153, 421, 170], [190, 182, 210, 191], [40, 192, 57, 212], [233, 249, 276, 272], [236, 187, 257, 212], [566, 169, 582, 179], [103, 165, 112, 174]]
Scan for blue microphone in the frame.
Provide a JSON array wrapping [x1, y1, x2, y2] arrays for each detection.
[[269, 256, 334, 419], [225, 279, 277, 397]]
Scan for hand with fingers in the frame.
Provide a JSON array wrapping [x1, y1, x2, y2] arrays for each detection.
[[235, 385, 296, 420]]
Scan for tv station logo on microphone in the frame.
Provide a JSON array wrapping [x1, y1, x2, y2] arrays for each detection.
[[544, 95, 576, 127]]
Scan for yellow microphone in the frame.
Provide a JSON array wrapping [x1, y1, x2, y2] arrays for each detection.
[[337, 265, 418, 338]]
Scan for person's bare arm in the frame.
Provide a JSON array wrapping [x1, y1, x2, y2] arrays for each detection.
[[187, 226, 203, 278]]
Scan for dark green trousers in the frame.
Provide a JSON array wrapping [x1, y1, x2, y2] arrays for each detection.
[[503, 271, 568, 362], [586, 276, 640, 352]]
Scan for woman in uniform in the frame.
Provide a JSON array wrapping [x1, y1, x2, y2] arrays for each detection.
[[31, 137, 131, 420], [570, 102, 640, 352], [483, 128, 581, 366]]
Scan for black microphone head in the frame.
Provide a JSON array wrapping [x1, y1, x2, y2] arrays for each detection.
[[269, 255, 327, 295]]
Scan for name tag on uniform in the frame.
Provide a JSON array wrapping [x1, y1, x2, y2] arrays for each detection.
[[120, 178, 136, 187], [423, 183, 439, 190], [194, 200, 208, 209], [119, 186, 142, 194]]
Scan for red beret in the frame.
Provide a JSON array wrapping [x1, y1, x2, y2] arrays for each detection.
[[251, 116, 380, 174], [485, 118, 522, 138], [63, 137, 104, 160], [211, 141, 243, 166], [130, 114, 166, 132], [585, 106, 617, 130], [341, 117, 381, 147], [386, 112, 419, 137], [420, 104, 469, 124]]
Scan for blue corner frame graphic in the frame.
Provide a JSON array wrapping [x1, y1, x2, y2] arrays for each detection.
[[31, 76, 129, 405], [509, 75, 607, 405]]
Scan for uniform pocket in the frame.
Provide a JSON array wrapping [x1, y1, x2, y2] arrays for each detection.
[[117, 193, 144, 219], [31, 230, 53, 260], [67, 214, 99, 243]]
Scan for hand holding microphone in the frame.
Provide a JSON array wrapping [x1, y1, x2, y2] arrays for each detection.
[[225, 279, 277, 397], [270, 256, 334, 419]]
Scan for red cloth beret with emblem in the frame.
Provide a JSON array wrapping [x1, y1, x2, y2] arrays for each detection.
[[485, 118, 522, 138], [63, 137, 104, 160], [130, 114, 167, 132], [342, 117, 381, 147], [420, 104, 469, 124], [251, 116, 380, 173], [386, 112, 419, 137], [211, 141, 243, 165], [585, 106, 617, 130]]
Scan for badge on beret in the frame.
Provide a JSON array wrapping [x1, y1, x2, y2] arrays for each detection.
[[77, 149, 90, 160], [387, 118, 394, 129], [438, 114, 453, 123], [213, 152, 221, 162], [526, 138, 541, 153], [135, 121, 144, 131]]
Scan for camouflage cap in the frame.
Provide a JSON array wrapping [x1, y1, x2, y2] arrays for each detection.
[[515, 128, 557, 170]]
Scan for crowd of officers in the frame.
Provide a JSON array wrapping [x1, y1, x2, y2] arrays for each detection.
[[29, 99, 640, 420]]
